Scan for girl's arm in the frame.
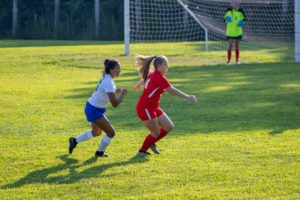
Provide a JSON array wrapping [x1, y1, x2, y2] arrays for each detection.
[[107, 89, 128, 107], [133, 79, 144, 92], [116, 88, 125, 92], [165, 86, 197, 102]]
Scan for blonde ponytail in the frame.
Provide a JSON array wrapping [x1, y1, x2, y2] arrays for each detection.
[[135, 55, 156, 82]]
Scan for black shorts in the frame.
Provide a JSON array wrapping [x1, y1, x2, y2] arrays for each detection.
[[227, 35, 242, 40]]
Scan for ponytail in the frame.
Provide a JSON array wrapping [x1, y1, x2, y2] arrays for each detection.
[[135, 55, 156, 82]]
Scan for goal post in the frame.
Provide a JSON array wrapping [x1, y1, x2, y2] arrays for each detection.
[[124, 0, 130, 56]]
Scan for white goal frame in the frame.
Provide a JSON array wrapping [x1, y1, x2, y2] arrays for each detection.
[[124, 0, 300, 62]]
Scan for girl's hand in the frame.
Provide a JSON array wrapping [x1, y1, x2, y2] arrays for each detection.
[[133, 85, 140, 92], [189, 95, 197, 103], [133, 79, 144, 92], [121, 88, 128, 95], [237, 20, 244, 27], [116, 88, 125, 93], [225, 16, 232, 23]]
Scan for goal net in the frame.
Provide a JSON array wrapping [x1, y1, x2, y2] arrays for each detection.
[[127, 0, 295, 60]]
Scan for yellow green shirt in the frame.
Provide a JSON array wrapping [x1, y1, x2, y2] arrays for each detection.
[[224, 7, 245, 37]]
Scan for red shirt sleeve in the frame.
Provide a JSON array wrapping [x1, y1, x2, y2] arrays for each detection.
[[158, 75, 171, 89]]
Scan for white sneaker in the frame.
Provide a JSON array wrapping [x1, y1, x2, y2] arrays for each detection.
[[150, 143, 160, 154]]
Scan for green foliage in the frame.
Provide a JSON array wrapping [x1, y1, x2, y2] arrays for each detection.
[[0, 0, 123, 40], [0, 40, 299, 199]]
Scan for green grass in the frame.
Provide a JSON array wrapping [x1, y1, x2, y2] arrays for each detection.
[[0, 40, 299, 199]]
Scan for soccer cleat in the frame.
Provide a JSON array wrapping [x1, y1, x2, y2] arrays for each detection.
[[69, 137, 77, 154], [236, 60, 240, 64], [95, 151, 109, 158], [138, 149, 151, 156], [227, 61, 230, 65], [150, 143, 160, 154]]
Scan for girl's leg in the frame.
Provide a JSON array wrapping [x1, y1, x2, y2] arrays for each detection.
[[139, 112, 174, 154], [227, 39, 233, 64], [76, 124, 102, 143], [68, 120, 105, 154], [235, 39, 240, 63], [76, 130, 93, 143], [95, 116, 115, 157], [139, 118, 160, 153], [156, 112, 174, 142], [147, 113, 174, 154], [94, 115, 115, 138], [92, 123, 103, 136]]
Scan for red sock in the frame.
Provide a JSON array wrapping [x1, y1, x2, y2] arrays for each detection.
[[227, 49, 232, 62], [140, 134, 156, 152], [235, 49, 239, 61], [155, 128, 168, 142]]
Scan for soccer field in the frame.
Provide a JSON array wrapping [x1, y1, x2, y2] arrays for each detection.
[[0, 40, 299, 199]]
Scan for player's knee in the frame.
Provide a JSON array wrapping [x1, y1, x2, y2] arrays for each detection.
[[151, 131, 160, 138], [165, 124, 174, 132], [92, 130, 102, 137], [106, 128, 115, 138]]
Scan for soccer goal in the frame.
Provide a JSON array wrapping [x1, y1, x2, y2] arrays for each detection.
[[125, 0, 298, 62]]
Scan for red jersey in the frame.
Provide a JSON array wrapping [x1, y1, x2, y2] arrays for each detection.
[[137, 70, 171, 108]]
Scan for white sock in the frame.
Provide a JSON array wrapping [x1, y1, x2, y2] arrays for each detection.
[[97, 134, 112, 152], [76, 130, 93, 143]]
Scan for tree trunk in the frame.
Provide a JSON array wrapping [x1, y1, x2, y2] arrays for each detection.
[[95, 0, 100, 39], [12, 0, 18, 38], [54, 0, 60, 39]]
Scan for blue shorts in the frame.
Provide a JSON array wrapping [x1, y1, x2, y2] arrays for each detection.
[[85, 102, 106, 122]]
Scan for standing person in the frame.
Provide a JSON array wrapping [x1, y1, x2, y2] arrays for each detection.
[[69, 59, 127, 157], [133, 55, 197, 156], [224, 0, 245, 64]]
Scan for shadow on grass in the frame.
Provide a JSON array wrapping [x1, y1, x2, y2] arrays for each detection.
[[268, 129, 286, 135], [0, 40, 123, 48], [1, 154, 149, 189]]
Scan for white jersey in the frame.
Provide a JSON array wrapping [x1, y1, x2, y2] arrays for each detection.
[[88, 74, 116, 108]]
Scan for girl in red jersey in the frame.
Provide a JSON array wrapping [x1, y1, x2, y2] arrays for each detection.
[[133, 55, 197, 155]]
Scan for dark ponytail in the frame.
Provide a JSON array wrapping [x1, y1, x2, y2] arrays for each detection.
[[103, 59, 119, 76]]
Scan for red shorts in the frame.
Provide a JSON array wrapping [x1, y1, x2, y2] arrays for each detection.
[[136, 105, 164, 121]]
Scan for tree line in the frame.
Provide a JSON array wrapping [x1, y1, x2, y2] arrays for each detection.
[[0, 0, 124, 40]]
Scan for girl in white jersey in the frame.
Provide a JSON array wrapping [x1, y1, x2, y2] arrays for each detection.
[[69, 59, 127, 157]]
